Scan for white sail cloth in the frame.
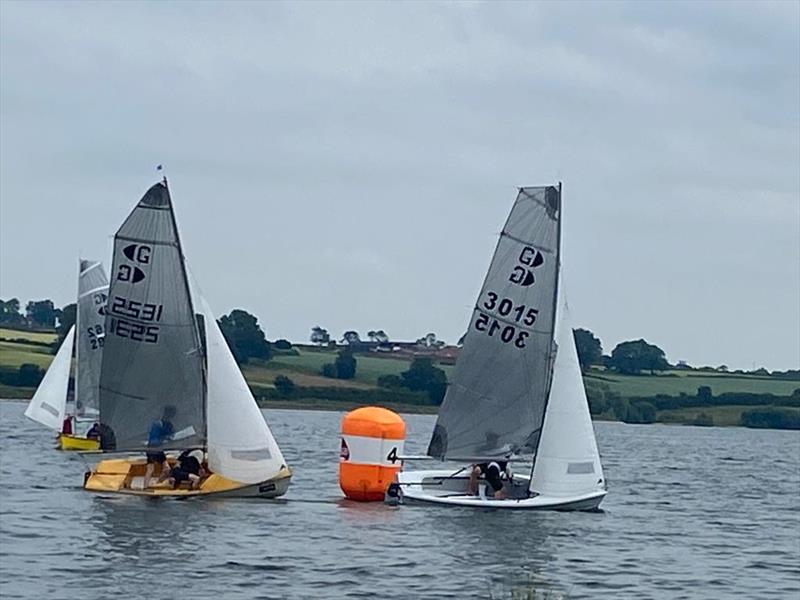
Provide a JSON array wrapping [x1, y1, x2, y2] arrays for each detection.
[[200, 297, 287, 484], [530, 291, 605, 497], [24, 326, 75, 431]]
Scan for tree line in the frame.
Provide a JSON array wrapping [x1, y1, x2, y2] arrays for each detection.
[[4, 296, 794, 380], [1, 298, 68, 330], [573, 328, 797, 379]]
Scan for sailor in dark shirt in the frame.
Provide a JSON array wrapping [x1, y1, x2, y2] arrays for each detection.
[[170, 449, 206, 490], [469, 461, 510, 499], [86, 422, 101, 440]]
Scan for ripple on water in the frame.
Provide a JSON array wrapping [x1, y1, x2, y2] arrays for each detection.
[[1, 403, 799, 599]]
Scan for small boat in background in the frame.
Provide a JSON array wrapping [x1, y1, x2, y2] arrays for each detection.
[[395, 184, 607, 510], [25, 259, 109, 451], [83, 180, 291, 498]]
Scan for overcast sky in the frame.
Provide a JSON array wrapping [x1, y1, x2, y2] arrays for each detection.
[[1, 1, 798, 370]]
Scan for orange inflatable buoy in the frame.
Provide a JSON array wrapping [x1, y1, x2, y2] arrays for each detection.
[[339, 406, 406, 501]]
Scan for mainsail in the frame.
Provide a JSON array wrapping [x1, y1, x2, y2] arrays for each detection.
[[98, 181, 206, 451], [75, 259, 108, 420], [427, 186, 561, 460]]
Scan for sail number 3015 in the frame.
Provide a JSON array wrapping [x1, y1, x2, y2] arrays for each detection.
[[483, 292, 538, 325], [473, 291, 538, 349], [474, 313, 529, 348]]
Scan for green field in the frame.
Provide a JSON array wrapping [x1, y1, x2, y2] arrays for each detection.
[[585, 370, 798, 398], [0, 383, 35, 399], [270, 348, 454, 386], [0, 341, 56, 369], [0, 327, 57, 344], [2, 336, 797, 428], [257, 397, 440, 415], [656, 405, 761, 427]]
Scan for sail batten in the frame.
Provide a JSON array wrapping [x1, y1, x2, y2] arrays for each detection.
[[427, 186, 561, 460], [98, 182, 206, 452]]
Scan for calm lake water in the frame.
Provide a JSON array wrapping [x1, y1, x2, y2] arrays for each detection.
[[1, 401, 798, 599]]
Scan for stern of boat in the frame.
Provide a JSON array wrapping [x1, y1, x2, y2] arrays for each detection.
[[59, 434, 100, 452]]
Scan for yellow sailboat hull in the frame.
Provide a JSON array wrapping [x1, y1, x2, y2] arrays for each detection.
[[59, 434, 101, 451], [83, 457, 292, 498]]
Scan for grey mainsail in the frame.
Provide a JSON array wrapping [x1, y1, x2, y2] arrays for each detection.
[[98, 181, 206, 451], [75, 259, 109, 420], [427, 186, 561, 460]]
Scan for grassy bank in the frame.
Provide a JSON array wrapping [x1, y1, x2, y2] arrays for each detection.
[[0, 327, 57, 344], [256, 397, 439, 415], [2, 334, 797, 428], [0, 341, 56, 369], [656, 405, 770, 427], [584, 370, 798, 397], [269, 348, 454, 386]]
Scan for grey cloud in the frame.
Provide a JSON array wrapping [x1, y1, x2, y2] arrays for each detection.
[[1, 0, 797, 370]]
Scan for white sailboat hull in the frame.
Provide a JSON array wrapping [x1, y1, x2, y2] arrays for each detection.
[[395, 469, 606, 511]]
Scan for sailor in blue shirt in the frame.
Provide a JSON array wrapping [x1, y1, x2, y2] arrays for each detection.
[[143, 405, 176, 489]]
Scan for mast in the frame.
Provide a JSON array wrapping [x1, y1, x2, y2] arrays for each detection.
[[530, 182, 563, 478], [73, 257, 81, 426]]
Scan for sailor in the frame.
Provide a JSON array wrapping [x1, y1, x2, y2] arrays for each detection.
[[86, 422, 101, 440], [97, 423, 116, 451], [169, 449, 206, 490], [142, 405, 176, 489], [469, 461, 510, 500], [61, 415, 73, 435]]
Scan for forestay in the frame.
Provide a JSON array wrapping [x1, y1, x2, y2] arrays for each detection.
[[24, 326, 75, 431], [428, 186, 561, 460], [199, 297, 287, 484], [530, 290, 605, 497], [99, 182, 206, 451], [75, 259, 108, 420]]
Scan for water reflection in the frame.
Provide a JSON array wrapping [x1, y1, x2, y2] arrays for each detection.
[[92, 496, 212, 560]]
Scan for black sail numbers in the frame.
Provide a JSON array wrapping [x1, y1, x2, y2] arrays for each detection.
[[471, 245, 546, 350], [108, 243, 164, 344]]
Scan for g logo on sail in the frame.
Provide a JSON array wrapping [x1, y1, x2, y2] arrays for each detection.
[[123, 244, 151, 264], [117, 244, 152, 284], [509, 246, 544, 287], [116, 265, 145, 283]]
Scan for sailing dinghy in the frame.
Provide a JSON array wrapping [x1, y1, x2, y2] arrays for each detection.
[[24, 260, 109, 451], [83, 180, 291, 498], [395, 185, 607, 510]]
